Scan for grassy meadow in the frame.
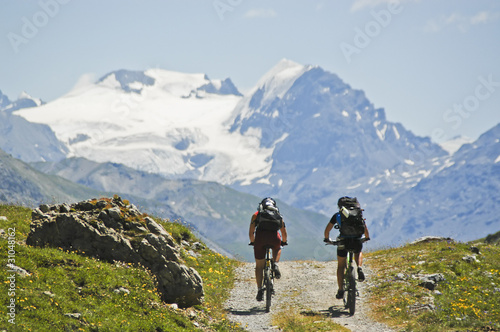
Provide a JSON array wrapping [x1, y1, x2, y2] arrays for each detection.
[[0, 203, 244, 331]]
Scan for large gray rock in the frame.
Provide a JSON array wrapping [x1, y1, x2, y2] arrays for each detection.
[[26, 196, 203, 307]]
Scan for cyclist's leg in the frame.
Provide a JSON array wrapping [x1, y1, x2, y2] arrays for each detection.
[[270, 232, 282, 278], [270, 247, 282, 279], [253, 235, 267, 291], [353, 241, 365, 281], [271, 231, 282, 263], [337, 255, 346, 289], [273, 247, 281, 262], [354, 251, 363, 267], [255, 259, 265, 288], [352, 239, 364, 267], [336, 244, 347, 298]]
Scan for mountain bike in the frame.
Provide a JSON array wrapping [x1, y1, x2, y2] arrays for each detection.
[[249, 241, 286, 312], [263, 245, 275, 312], [325, 237, 369, 316]]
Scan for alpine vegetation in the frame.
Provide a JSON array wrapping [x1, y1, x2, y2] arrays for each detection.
[[26, 196, 204, 307]]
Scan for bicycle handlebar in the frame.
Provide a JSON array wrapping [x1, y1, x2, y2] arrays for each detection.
[[249, 241, 289, 246], [324, 237, 370, 245]]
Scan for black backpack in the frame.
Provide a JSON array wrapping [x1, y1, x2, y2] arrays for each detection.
[[336, 197, 365, 237], [256, 198, 283, 231]]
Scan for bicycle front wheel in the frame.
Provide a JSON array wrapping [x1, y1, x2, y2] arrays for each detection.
[[347, 266, 356, 315]]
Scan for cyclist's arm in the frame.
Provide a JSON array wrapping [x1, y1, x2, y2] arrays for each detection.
[[249, 213, 257, 243], [363, 221, 370, 239], [324, 222, 334, 240], [280, 220, 287, 243]]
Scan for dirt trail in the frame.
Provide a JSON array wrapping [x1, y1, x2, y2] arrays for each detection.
[[225, 260, 395, 331]]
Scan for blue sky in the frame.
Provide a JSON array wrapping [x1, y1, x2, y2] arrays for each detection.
[[1, 0, 499, 143]]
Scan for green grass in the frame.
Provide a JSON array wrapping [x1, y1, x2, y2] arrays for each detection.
[[0, 203, 245, 331], [365, 238, 500, 332]]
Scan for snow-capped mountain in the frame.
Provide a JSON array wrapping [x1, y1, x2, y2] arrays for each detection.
[[9, 60, 499, 248], [15, 69, 273, 185], [1, 91, 44, 112], [0, 91, 66, 162], [439, 135, 475, 155], [228, 60, 448, 221], [0, 90, 11, 109]]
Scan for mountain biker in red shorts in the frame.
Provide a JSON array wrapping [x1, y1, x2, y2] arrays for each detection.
[[249, 197, 288, 301]]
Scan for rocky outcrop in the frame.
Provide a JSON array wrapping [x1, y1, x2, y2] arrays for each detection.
[[413, 273, 445, 291], [410, 236, 453, 245], [26, 196, 203, 308]]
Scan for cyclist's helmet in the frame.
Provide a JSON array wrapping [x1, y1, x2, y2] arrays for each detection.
[[337, 196, 352, 209], [260, 197, 277, 211]]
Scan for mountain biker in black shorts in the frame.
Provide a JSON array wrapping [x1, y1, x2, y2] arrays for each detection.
[[324, 197, 370, 299]]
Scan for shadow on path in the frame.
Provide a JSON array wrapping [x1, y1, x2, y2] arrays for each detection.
[[229, 306, 268, 316], [299, 305, 352, 319], [328, 305, 353, 318]]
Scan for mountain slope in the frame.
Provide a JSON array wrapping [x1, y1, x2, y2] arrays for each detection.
[[0, 110, 68, 163], [0, 149, 100, 206], [2, 91, 44, 112], [31, 156, 330, 261], [0, 89, 66, 162], [373, 123, 500, 246], [0, 90, 10, 109]]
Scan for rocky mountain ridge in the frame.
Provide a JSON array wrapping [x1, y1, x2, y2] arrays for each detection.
[[373, 123, 500, 246]]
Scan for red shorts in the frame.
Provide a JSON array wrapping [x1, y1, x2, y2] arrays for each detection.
[[254, 230, 281, 260]]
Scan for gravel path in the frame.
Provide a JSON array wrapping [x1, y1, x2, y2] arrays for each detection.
[[225, 260, 396, 331]]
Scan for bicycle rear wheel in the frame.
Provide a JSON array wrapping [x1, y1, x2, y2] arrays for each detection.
[[347, 266, 356, 315], [264, 269, 272, 312]]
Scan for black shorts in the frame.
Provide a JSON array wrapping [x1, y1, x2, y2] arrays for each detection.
[[337, 238, 363, 258]]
